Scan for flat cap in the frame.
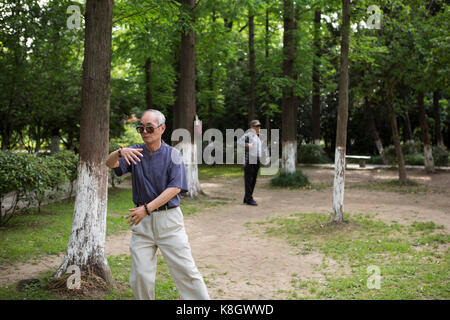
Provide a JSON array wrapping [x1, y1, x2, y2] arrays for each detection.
[[249, 119, 261, 127]]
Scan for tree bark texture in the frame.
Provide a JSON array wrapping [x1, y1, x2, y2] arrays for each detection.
[[55, 0, 114, 286]]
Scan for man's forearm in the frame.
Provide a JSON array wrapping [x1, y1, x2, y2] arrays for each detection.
[[146, 187, 181, 211], [105, 150, 120, 168]]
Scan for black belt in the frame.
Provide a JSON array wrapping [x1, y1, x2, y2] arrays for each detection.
[[135, 203, 178, 212]]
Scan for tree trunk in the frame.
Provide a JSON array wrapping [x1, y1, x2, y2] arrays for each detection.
[[248, 14, 256, 122], [367, 103, 387, 165], [34, 123, 41, 153], [55, 0, 114, 286], [332, 0, 350, 223], [433, 90, 444, 147], [177, 0, 202, 197], [281, 0, 297, 174], [207, 62, 214, 128], [207, 9, 216, 128], [403, 107, 416, 153], [311, 8, 321, 145], [264, 8, 271, 143], [417, 92, 435, 173], [172, 47, 181, 137], [387, 81, 407, 184], [145, 57, 152, 109], [51, 128, 60, 154]]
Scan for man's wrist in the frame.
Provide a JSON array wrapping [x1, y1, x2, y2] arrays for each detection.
[[117, 146, 124, 158], [143, 203, 150, 216]]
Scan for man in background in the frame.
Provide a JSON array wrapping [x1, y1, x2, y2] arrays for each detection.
[[238, 120, 262, 206]]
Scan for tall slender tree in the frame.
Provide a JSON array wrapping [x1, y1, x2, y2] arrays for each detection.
[[311, 8, 321, 145], [56, 0, 114, 285], [281, 0, 297, 174], [248, 12, 256, 122], [145, 57, 152, 109], [433, 90, 444, 147], [386, 78, 407, 184], [367, 101, 387, 165], [417, 92, 435, 173], [332, 0, 350, 223], [264, 7, 271, 141], [175, 0, 202, 197]]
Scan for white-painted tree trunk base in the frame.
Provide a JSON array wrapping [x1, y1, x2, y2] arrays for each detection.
[[423, 144, 435, 173], [281, 141, 297, 174], [332, 147, 346, 222], [375, 139, 387, 165], [55, 161, 112, 284], [177, 142, 202, 197], [313, 139, 320, 145]]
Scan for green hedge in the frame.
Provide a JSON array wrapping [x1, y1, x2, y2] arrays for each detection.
[[298, 144, 331, 164], [270, 169, 309, 188], [0, 150, 78, 226], [433, 145, 449, 167]]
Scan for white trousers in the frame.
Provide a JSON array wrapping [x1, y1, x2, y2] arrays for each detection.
[[129, 206, 210, 300]]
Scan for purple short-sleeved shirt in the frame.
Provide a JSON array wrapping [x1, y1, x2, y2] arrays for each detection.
[[113, 140, 188, 207]]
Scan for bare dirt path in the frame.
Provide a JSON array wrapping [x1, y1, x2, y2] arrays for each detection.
[[1, 167, 449, 299]]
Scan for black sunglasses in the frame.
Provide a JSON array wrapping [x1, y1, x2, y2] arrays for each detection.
[[136, 123, 163, 134]]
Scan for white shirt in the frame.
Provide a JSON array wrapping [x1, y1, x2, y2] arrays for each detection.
[[237, 129, 262, 165]]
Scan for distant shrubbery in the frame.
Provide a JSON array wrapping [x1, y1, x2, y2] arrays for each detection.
[[270, 169, 309, 188], [298, 144, 331, 164], [368, 143, 449, 167], [432, 145, 449, 167], [0, 150, 78, 226]]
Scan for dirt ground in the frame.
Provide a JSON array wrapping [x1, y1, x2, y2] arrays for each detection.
[[1, 167, 449, 299]]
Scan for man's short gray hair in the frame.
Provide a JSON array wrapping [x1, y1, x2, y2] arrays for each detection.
[[142, 109, 166, 126]]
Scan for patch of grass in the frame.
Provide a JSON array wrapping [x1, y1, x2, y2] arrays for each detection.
[[180, 195, 231, 216], [0, 270, 62, 300], [0, 188, 134, 265], [105, 254, 179, 300], [0, 185, 229, 265], [0, 253, 179, 300], [198, 164, 243, 180], [349, 179, 429, 194], [249, 213, 450, 299]]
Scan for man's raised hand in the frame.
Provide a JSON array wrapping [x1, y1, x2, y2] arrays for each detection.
[[121, 148, 144, 165]]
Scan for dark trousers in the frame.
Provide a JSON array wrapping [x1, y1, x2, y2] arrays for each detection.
[[244, 163, 260, 202]]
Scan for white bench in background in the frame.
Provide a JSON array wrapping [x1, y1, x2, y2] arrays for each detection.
[[345, 155, 371, 168]]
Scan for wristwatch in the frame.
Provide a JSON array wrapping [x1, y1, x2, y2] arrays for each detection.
[[144, 203, 150, 216]]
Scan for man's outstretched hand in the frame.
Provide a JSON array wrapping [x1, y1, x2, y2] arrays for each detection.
[[121, 147, 144, 165]]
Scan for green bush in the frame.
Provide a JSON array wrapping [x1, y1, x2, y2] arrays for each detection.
[[404, 153, 425, 166], [270, 170, 309, 188], [367, 155, 384, 165], [433, 146, 449, 166], [381, 144, 449, 167], [298, 144, 331, 164], [52, 150, 78, 182], [402, 140, 423, 155], [383, 145, 397, 164], [0, 150, 78, 226], [111, 123, 142, 147]]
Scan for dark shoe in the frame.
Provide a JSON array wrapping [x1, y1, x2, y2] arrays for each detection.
[[243, 198, 247, 204], [246, 199, 258, 206]]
